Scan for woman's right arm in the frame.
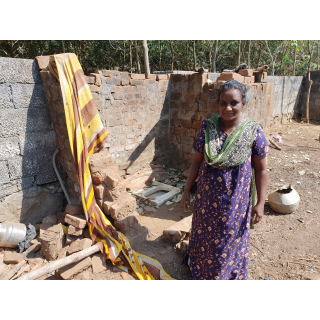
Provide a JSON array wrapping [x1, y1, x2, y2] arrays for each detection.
[[181, 151, 204, 211]]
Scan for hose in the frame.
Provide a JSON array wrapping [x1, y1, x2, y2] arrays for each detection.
[[53, 149, 71, 205]]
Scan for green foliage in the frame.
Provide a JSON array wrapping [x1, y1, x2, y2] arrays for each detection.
[[0, 40, 319, 76]]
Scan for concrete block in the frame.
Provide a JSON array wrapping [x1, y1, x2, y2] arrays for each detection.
[[0, 84, 13, 109], [0, 137, 20, 160], [0, 161, 11, 184], [0, 57, 41, 84], [130, 73, 145, 80], [40, 224, 64, 261], [0, 185, 63, 224]]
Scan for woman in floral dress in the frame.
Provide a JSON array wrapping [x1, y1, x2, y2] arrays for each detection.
[[181, 80, 270, 280]]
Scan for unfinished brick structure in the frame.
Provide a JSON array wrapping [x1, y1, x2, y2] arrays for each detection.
[[0, 56, 309, 227]]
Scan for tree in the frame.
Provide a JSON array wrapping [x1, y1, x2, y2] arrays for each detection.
[[142, 40, 150, 74]]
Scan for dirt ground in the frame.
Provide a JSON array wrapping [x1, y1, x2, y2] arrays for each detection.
[[125, 120, 320, 280]]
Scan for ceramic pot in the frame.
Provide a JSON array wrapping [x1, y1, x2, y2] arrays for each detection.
[[268, 185, 300, 214]]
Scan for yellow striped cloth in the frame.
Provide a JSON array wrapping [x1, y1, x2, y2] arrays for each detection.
[[49, 53, 172, 280]]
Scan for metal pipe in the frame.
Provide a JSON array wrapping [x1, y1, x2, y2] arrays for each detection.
[[53, 150, 71, 205]]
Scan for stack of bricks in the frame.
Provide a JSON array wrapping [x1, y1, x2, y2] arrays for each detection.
[[214, 68, 268, 89], [95, 71, 171, 175]]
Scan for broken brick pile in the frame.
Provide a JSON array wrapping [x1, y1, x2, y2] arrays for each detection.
[[0, 203, 138, 280]]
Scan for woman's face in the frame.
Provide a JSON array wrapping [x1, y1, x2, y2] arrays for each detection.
[[219, 89, 245, 122]]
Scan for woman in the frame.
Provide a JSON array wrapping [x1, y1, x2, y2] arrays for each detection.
[[181, 80, 270, 280]]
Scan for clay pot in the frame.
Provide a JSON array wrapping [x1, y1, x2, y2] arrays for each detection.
[[268, 185, 300, 214]]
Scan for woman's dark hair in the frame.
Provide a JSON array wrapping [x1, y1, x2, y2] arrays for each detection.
[[217, 80, 247, 104]]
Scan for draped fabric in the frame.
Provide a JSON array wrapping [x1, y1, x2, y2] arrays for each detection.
[[49, 53, 172, 280]]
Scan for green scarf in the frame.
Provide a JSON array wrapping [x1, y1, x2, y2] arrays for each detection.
[[204, 117, 260, 207]]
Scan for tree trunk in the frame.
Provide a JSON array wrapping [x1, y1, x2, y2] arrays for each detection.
[[142, 40, 150, 74], [170, 41, 174, 71], [123, 41, 126, 71], [238, 40, 241, 66], [213, 40, 218, 73], [209, 43, 212, 72], [129, 41, 132, 72], [293, 44, 297, 76], [193, 40, 196, 69], [306, 40, 316, 123], [318, 41, 319, 71], [248, 40, 251, 69], [134, 40, 141, 73], [257, 43, 262, 69], [62, 40, 65, 53], [159, 40, 162, 71]]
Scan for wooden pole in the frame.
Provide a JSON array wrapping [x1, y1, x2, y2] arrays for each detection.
[[16, 244, 100, 280]]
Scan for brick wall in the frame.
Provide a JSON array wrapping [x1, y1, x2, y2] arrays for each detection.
[[169, 73, 275, 169], [94, 71, 172, 175], [0, 57, 63, 224], [300, 71, 320, 120]]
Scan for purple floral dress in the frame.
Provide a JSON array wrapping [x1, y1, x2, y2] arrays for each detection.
[[188, 119, 270, 280]]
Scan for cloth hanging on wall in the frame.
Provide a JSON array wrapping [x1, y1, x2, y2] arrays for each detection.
[[49, 53, 172, 280]]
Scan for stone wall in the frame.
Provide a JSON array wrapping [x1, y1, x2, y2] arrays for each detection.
[[267, 76, 304, 124], [300, 71, 320, 120], [169, 73, 275, 169], [0, 57, 63, 224], [95, 71, 171, 175]]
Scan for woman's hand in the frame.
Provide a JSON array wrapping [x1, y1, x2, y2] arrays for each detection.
[[251, 203, 264, 224], [181, 191, 191, 212]]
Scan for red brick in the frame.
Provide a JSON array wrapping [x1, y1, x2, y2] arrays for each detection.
[[4, 252, 24, 264], [156, 74, 168, 80], [214, 81, 226, 89], [174, 127, 181, 135], [123, 86, 137, 93], [138, 125, 142, 130], [65, 204, 83, 216], [183, 93, 196, 101], [217, 72, 244, 82], [93, 184, 104, 200], [67, 238, 92, 255], [192, 121, 202, 129], [181, 102, 195, 111], [102, 70, 120, 77], [145, 79, 157, 85], [158, 80, 169, 86], [35, 55, 50, 70], [146, 74, 156, 80], [92, 253, 107, 274], [200, 92, 209, 101], [113, 93, 123, 100], [68, 225, 83, 236], [176, 135, 181, 143], [238, 69, 254, 77], [103, 200, 113, 215], [170, 134, 176, 142], [92, 172, 103, 185], [115, 86, 123, 92], [112, 100, 122, 107], [59, 257, 92, 280], [65, 214, 87, 229], [124, 100, 137, 106], [130, 73, 146, 80], [189, 128, 196, 137], [131, 79, 145, 86], [125, 119, 137, 126], [180, 119, 192, 128], [171, 92, 182, 100]]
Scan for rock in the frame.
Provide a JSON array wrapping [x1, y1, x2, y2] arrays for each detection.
[[59, 257, 92, 280], [182, 169, 189, 179], [68, 225, 83, 236], [65, 204, 84, 216], [42, 214, 57, 226], [163, 215, 192, 242], [92, 253, 107, 274], [120, 272, 136, 280], [4, 252, 24, 264], [39, 224, 64, 261], [0, 186, 63, 224], [65, 214, 87, 229], [67, 238, 92, 255]]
